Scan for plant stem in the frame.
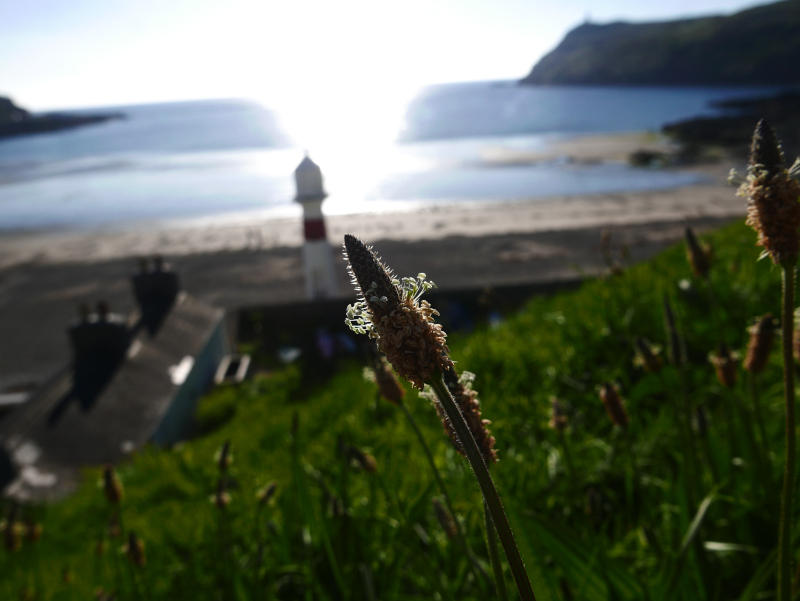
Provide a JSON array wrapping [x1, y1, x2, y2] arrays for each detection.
[[750, 373, 770, 453], [659, 372, 696, 508], [778, 263, 796, 601], [623, 426, 639, 482], [558, 430, 578, 487], [677, 365, 702, 484], [430, 375, 536, 601], [484, 501, 510, 601], [730, 389, 773, 496], [399, 402, 490, 586]]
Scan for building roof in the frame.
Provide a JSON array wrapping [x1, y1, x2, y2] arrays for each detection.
[[0, 292, 224, 501]]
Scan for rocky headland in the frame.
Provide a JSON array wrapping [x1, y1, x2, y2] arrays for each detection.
[[521, 0, 800, 86], [0, 97, 122, 139]]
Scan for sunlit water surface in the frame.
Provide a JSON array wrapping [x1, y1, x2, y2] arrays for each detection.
[[0, 82, 784, 231]]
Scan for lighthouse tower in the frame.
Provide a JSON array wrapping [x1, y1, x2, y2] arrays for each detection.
[[294, 154, 338, 300]]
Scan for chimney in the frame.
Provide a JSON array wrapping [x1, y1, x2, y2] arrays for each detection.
[[131, 256, 181, 334], [68, 301, 130, 409], [68, 301, 129, 362]]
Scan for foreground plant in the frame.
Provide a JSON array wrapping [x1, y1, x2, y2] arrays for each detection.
[[737, 119, 800, 601], [365, 345, 492, 590], [344, 233, 536, 600]]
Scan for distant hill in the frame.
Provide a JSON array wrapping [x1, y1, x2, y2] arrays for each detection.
[[0, 96, 122, 139], [521, 0, 800, 86]]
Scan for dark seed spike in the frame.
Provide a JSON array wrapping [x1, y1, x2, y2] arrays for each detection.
[[343, 234, 401, 312], [599, 382, 629, 429], [710, 342, 738, 388], [744, 314, 776, 373], [750, 118, 785, 176], [440, 368, 498, 464], [549, 396, 569, 432], [685, 226, 710, 278]]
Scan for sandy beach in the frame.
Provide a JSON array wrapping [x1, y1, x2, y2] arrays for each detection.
[[0, 134, 747, 390]]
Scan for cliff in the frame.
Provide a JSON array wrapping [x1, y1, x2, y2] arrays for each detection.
[[521, 0, 800, 86], [0, 97, 122, 139]]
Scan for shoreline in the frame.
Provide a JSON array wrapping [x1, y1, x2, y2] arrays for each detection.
[[0, 177, 741, 270], [0, 131, 748, 389]]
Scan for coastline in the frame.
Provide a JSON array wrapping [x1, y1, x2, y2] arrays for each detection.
[[0, 176, 740, 270], [0, 131, 737, 270], [0, 132, 747, 389]]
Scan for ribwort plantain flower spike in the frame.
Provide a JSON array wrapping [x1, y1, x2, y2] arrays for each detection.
[[432, 497, 458, 540], [211, 477, 230, 510], [633, 337, 662, 373], [107, 514, 121, 539], [685, 227, 712, 278], [257, 481, 278, 506], [216, 440, 232, 473], [24, 518, 42, 543], [348, 445, 378, 473], [102, 465, 123, 504], [445, 369, 498, 463], [343, 234, 453, 390], [794, 309, 800, 363], [366, 343, 406, 405], [709, 343, 739, 388], [599, 383, 629, 429], [744, 314, 776, 373], [124, 531, 146, 567], [344, 234, 536, 600], [549, 397, 569, 432], [737, 119, 800, 266], [425, 369, 498, 464], [3, 505, 21, 553], [751, 118, 786, 177]]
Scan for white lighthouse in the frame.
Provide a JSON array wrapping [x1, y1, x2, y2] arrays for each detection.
[[294, 154, 338, 300]]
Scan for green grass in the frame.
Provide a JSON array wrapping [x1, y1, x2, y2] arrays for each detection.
[[1, 219, 795, 600]]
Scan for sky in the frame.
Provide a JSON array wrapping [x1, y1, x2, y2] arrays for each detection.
[[0, 0, 778, 114]]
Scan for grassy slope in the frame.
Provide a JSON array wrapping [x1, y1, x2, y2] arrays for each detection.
[[1, 218, 794, 600], [522, 0, 800, 85]]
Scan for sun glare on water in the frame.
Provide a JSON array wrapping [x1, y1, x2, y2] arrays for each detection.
[[261, 79, 423, 213]]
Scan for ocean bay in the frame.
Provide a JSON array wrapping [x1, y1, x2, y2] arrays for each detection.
[[0, 82, 782, 231]]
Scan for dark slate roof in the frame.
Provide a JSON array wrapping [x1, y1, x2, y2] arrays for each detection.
[[0, 292, 224, 501]]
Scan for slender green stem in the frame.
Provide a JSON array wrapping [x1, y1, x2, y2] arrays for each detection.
[[399, 402, 463, 538], [750, 374, 770, 454], [730, 389, 773, 496], [484, 501, 510, 601], [430, 375, 536, 601], [558, 430, 578, 487], [375, 470, 406, 522], [792, 552, 800, 597], [623, 427, 639, 482], [699, 433, 720, 484], [659, 372, 696, 508], [703, 275, 725, 342], [778, 264, 796, 601], [399, 402, 490, 586], [677, 365, 702, 484]]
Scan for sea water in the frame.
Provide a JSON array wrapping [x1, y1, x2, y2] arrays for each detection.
[[0, 82, 782, 231]]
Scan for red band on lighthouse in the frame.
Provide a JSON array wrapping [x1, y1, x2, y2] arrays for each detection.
[[304, 218, 327, 241]]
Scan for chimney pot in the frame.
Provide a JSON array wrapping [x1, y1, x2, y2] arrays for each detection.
[[96, 301, 110, 321]]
